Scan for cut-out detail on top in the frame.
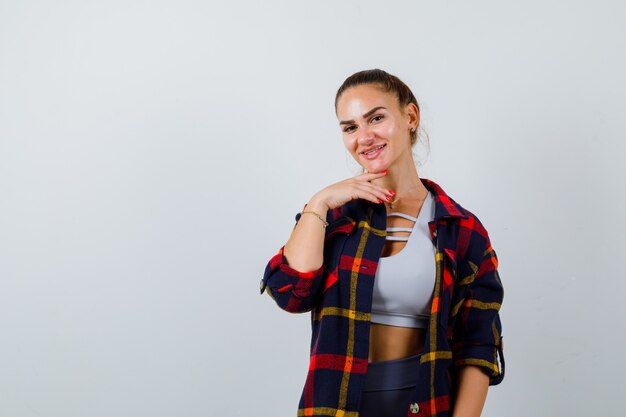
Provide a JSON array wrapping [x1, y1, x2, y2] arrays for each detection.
[[384, 211, 419, 243]]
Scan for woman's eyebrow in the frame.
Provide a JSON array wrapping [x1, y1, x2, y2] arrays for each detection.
[[339, 106, 387, 125]]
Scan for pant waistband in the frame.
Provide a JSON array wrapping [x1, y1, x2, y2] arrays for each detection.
[[362, 353, 423, 392]]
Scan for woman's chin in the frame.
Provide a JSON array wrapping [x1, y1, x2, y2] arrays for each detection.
[[365, 162, 387, 173]]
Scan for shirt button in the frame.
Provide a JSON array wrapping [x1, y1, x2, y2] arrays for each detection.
[[410, 402, 420, 414], [433, 230, 437, 237]]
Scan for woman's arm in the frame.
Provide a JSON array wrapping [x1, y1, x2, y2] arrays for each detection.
[[450, 226, 504, 381], [452, 365, 490, 417], [259, 198, 334, 313], [449, 219, 505, 413], [260, 171, 392, 312], [283, 197, 330, 272]]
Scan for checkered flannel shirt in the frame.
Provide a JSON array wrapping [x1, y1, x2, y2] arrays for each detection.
[[260, 177, 505, 417]]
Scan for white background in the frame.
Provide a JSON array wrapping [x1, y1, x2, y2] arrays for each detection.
[[1, 1, 625, 416]]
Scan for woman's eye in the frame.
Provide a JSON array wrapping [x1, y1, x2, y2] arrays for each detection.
[[371, 115, 384, 122], [344, 126, 356, 133]]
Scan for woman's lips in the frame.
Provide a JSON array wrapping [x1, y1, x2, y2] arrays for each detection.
[[361, 144, 386, 160]]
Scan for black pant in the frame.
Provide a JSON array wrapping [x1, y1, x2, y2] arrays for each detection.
[[358, 353, 422, 417]]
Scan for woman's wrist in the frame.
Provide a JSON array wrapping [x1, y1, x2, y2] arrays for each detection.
[[306, 197, 330, 214]]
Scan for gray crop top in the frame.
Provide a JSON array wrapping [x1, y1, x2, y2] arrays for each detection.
[[371, 190, 436, 329]]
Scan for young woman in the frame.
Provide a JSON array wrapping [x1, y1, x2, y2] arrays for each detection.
[[260, 69, 505, 417]]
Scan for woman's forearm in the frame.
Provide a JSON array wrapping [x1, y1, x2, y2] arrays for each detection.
[[452, 365, 490, 417], [282, 198, 329, 272]]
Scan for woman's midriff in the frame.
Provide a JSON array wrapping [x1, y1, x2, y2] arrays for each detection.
[[368, 322, 426, 363]]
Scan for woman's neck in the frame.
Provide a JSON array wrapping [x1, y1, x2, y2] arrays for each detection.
[[371, 165, 428, 202]]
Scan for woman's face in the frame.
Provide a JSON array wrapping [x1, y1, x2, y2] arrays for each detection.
[[336, 84, 417, 173]]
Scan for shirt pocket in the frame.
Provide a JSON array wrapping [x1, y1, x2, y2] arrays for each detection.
[[321, 216, 356, 294]]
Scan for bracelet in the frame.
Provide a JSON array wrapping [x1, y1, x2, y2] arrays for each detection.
[[301, 211, 329, 228]]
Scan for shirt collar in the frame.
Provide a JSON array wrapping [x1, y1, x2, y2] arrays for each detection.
[[420, 177, 468, 222]]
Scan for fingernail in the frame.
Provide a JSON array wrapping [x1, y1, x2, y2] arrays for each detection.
[[377, 198, 383, 203], [386, 196, 392, 201], [382, 169, 388, 173], [388, 189, 396, 195]]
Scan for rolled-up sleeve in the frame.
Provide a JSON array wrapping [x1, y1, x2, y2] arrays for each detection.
[[259, 243, 326, 313], [259, 204, 333, 313], [451, 236, 505, 385]]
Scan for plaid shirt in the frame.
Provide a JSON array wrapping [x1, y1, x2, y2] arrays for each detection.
[[260, 177, 504, 417]]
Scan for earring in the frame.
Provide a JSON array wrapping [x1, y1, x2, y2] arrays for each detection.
[[411, 127, 416, 133]]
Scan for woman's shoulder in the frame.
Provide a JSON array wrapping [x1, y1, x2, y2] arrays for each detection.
[[431, 182, 490, 236], [450, 203, 496, 263]]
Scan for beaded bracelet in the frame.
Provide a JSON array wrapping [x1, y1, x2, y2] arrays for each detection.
[[301, 211, 329, 228]]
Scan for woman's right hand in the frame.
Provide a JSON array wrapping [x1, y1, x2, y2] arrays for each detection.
[[311, 170, 395, 210]]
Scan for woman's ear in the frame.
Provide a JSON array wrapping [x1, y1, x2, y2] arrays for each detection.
[[405, 102, 420, 130]]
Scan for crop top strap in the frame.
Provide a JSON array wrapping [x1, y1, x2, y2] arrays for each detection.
[[387, 227, 414, 232], [385, 212, 419, 242], [387, 212, 418, 222]]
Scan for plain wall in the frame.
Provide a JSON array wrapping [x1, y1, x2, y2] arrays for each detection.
[[1, 1, 625, 416]]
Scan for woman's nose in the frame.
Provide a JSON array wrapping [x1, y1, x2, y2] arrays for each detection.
[[357, 125, 375, 144]]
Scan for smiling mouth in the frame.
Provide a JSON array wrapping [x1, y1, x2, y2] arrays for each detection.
[[361, 144, 386, 155]]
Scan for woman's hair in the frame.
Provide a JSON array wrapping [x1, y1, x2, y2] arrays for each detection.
[[334, 69, 430, 170]]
